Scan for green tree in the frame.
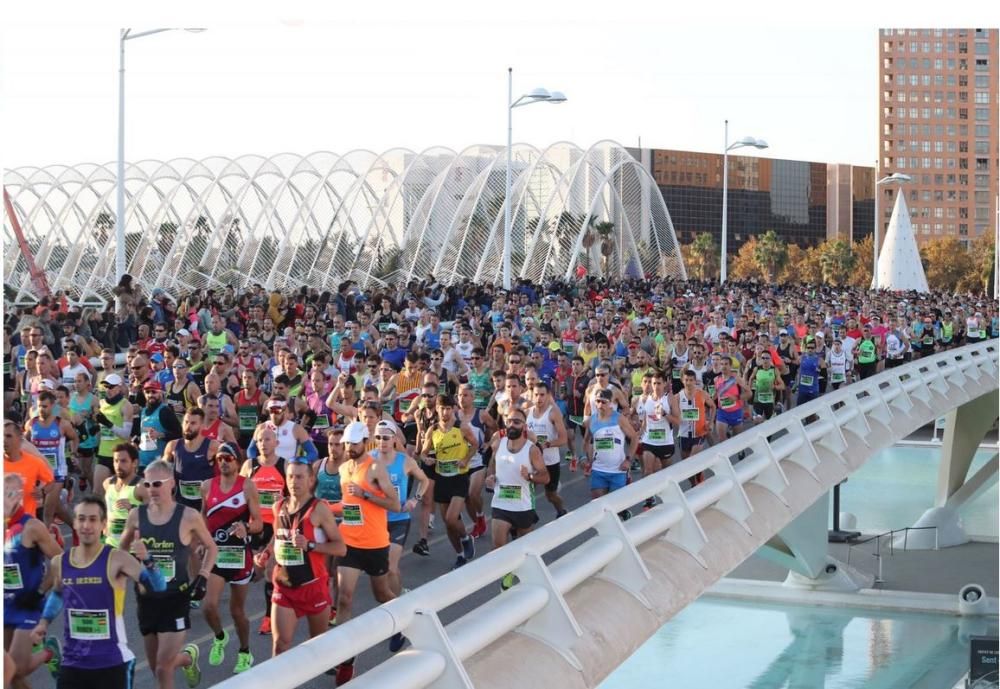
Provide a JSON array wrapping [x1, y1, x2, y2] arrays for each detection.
[[687, 232, 719, 280], [752, 229, 788, 283], [818, 240, 857, 286], [956, 234, 995, 295], [849, 235, 874, 288]]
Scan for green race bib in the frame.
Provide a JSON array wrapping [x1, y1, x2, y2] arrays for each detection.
[[275, 540, 304, 566], [648, 428, 667, 441], [497, 484, 522, 501], [341, 504, 364, 526], [720, 395, 737, 410], [569, 415, 583, 425], [109, 518, 127, 537], [436, 460, 459, 476], [595, 438, 614, 451], [238, 412, 257, 432], [681, 408, 700, 421], [756, 391, 774, 404], [216, 546, 246, 570], [312, 414, 330, 430], [259, 490, 280, 508], [799, 375, 814, 387], [68, 609, 110, 640], [3, 564, 23, 590], [179, 481, 201, 501], [831, 372, 845, 383], [152, 555, 175, 582]]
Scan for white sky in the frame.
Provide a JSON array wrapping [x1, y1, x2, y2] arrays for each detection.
[[0, 0, 987, 171]]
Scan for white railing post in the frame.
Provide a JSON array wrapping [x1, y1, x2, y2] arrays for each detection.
[[783, 418, 822, 478], [658, 479, 709, 567], [747, 435, 790, 505], [513, 552, 584, 670], [406, 609, 476, 689], [812, 405, 849, 459], [708, 454, 754, 533], [839, 394, 872, 444], [594, 508, 653, 607]]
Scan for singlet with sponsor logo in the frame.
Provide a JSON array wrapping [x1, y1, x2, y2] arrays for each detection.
[[174, 438, 214, 505], [137, 503, 189, 593], [639, 395, 673, 446], [205, 476, 252, 574], [30, 416, 64, 474], [273, 498, 328, 587], [431, 426, 468, 477], [677, 388, 709, 438], [249, 457, 287, 523], [527, 405, 560, 466], [104, 478, 141, 548], [589, 411, 626, 473]]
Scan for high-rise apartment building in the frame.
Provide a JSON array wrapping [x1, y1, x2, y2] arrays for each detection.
[[878, 28, 998, 248]]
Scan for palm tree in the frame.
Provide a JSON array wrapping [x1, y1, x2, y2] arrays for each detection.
[[818, 240, 857, 286], [593, 221, 616, 276], [688, 232, 719, 280], [752, 229, 788, 283]]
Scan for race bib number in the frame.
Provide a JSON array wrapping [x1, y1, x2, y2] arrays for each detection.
[[720, 395, 737, 410], [681, 408, 700, 421], [238, 413, 257, 432], [275, 540, 304, 566], [398, 398, 412, 413], [152, 555, 175, 582], [436, 460, 459, 476], [109, 517, 127, 537], [139, 430, 157, 452], [382, 401, 394, 416], [756, 391, 774, 404], [799, 375, 814, 387], [101, 427, 115, 440], [648, 428, 667, 441], [341, 504, 364, 526], [3, 564, 23, 590], [68, 609, 111, 641], [595, 438, 614, 451], [259, 490, 280, 508], [569, 415, 583, 426], [534, 434, 548, 445], [41, 450, 58, 470], [312, 414, 330, 430], [497, 484, 522, 501], [706, 385, 715, 397], [216, 546, 247, 570], [179, 481, 202, 501], [831, 372, 845, 383], [672, 368, 681, 379]]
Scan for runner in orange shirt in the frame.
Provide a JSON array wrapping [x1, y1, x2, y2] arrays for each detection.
[[3, 420, 56, 518]]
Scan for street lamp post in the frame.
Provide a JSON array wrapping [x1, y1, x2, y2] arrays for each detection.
[[503, 67, 565, 291], [116, 28, 205, 283], [871, 171, 912, 290], [720, 120, 768, 284]]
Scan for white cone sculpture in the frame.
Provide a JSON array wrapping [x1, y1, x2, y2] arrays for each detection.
[[872, 191, 929, 293]]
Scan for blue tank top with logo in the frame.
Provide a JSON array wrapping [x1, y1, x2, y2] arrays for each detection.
[[385, 452, 410, 523]]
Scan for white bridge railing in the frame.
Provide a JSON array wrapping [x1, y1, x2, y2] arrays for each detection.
[[215, 340, 999, 689]]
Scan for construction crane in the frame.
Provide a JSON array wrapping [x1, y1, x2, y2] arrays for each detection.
[[4, 186, 51, 299]]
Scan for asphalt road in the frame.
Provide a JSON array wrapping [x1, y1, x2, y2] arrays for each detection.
[[30, 460, 621, 689]]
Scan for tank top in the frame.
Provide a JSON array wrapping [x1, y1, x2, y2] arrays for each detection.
[[205, 331, 228, 358], [827, 351, 848, 383], [857, 338, 877, 364], [753, 367, 777, 403], [235, 389, 262, 439], [166, 380, 193, 418], [677, 388, 708, 438], [138, 403, 168, 468], [201, 418, 222, 441], [60, 545, 134, 669], [639, 395, 673, 446], [589, 411, 626, 473], [431, 426, 468, 477], [491, 438, 535, 512], [669, 346, 690, 381], [97, 398, 126, 457], [3, 512, 45, 607], [798, 355, 821, 393], [137, 503, 190, 593], [714, 376, 743, 412], [69, 392, 98, 450], [468, 369, 492, 409], [249, 457, 287, 523], [527, 405, 560, 466], [273, 498, 327, 587], [339, 456, 389, 549], [314, 458, 343, 504], [393, 370, 423, 421], [205, 476, 252, 573], [305, 393, 334, 444], [30, 416, 64, 474], [459, 409, 486, 469], [267, 420, 299, 462], [104, 478, 141, 548], [174, 438, 214, 505], [384, 452, 410, 523]]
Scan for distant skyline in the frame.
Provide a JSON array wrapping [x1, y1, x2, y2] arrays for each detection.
[[1, 1, 982, 171]]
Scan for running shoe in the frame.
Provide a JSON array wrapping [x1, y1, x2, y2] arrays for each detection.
[[43, 636, 61, 679], [182, 643, 201, 688], [189, 599, 201, 610], [452, 555, 467, 570], [335, 660, 355, 685], [209, 629, 229, 666], [412, 538, 430, 557], [461, 535, 475, 561], [470, 515, 487, 539], [328, 606, 338, 627], [388, 633, 407, 653], [556, 509, 568, 519], [500, 573, 515, 591], [428, 514, 436, 531], [257, 616, 272, 635], [233, 650, 254, 674]]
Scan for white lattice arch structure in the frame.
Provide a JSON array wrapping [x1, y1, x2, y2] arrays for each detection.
[[4, 142, 684, 302]]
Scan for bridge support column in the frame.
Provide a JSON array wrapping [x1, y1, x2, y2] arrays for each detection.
[[897, 390, 999, 549], [756, 491, 873, 592]]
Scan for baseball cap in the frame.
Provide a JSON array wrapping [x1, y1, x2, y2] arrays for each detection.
[[102, 373, 124, 387], [142, 380, 163, 392], [342, 421, 369, 444], [150, 353, 164, 363], [779, 329, 789, 335], [374, 420, 396, 437], [177, 328, 191, 337]]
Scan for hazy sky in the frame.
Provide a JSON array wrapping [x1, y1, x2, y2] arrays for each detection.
[[0, 0, 985, 171]]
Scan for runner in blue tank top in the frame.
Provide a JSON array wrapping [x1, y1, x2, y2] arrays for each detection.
[[30, 495, 167, 689], [162, 408, 220, 511], [4, 473, 63, 687]]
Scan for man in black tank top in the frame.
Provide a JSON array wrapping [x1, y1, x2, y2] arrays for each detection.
[[119, 460, 218, 689]]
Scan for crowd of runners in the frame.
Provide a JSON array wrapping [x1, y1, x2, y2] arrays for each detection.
[[4, 273, 997, 688]]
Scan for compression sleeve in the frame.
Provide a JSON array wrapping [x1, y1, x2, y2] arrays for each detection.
[[246, 438, 260, 459], [41, 590, 63, 623], [139, 559, 167, 592], [300, 439, 318, 463]]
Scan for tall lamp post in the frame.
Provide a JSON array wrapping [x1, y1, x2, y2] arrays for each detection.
[[719, 120, 768, 284], [116, 28, 205, 283], [871, 171, 912, 290], [503, 67, 565, 291]]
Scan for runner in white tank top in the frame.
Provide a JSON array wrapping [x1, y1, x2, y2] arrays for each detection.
[[525, 382, 569, 517]]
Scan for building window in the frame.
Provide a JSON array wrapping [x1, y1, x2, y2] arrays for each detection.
[[975, 59, 989, 71], [974, 91, 990, 104], [975, 75, 989, 88], [975, 107, 990, 121], [975, 141, 989, 154], [975, 158, 989, 171]]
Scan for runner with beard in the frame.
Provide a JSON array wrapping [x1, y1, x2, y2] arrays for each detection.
[[137, 381, 182, 476], [103, 444, 147, 549], [485, 406, 548, 591]]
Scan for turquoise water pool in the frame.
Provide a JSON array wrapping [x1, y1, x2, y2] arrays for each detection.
[[839, 445, 998, 538], [598, 598, 995, 689]]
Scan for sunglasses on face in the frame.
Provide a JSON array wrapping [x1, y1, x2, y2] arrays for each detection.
[[216, 454, 239, 463], [143, 479, 169, 488], [375, 434, 394, 441]]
